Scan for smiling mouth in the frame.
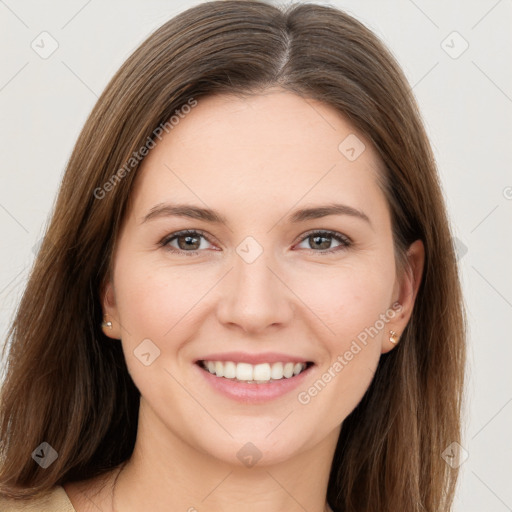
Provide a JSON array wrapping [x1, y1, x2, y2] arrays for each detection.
[[196, 360, 315, 384]]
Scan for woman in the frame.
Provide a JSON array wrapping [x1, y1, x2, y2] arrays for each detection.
[[0, 1, 466, 511]]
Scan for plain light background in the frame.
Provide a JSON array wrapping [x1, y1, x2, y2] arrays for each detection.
[[0, 0, 511, 510]]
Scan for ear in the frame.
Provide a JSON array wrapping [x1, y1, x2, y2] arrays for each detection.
[[382, 239, 425, 354], [100, 277, 122, 340]]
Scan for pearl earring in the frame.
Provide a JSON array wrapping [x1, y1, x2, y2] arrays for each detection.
[[102, 320, 113, 329], [389, 330, 399, 344]]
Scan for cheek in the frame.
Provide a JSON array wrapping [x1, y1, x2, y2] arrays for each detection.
[[113, 253, 206, 341], [290, 259, 395, 343], [290, 267, 393, 420], [111, 257, 204, 399]]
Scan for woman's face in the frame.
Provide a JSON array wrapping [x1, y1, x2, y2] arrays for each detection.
[[103, 89, 423, 467]]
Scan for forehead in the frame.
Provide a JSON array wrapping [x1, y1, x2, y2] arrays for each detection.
[[129, 90, 387, 224]]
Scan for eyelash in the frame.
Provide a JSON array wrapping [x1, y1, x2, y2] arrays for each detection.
[[159, 229, 352, 256]]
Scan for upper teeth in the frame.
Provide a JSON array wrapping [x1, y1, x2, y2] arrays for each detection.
[[202, 361, 307, 383]]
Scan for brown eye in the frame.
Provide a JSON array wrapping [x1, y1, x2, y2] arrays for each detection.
[[161, 230, 213, 255], [295, 231, 351, 254], [309, 234, 332, 250], [175, 233, 202, 250]]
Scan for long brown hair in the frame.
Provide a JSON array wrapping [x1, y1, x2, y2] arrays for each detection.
[[0, 1, 466, 510]]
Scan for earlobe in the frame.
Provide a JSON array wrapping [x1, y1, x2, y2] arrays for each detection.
[[100, 279, 122, 339], [382, 239, 425, 354]]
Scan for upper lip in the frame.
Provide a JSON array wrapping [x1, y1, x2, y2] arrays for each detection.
[[195, 352, 314, 365]]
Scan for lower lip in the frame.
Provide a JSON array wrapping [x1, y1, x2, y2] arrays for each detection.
[[194, 362, 315, 404]]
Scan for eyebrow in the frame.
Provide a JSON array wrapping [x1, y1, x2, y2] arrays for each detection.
[[141, 203, 228, 225], [141, 202, 371, 228]]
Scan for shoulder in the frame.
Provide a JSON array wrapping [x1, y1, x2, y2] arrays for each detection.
[[0, 485, 76, 511]]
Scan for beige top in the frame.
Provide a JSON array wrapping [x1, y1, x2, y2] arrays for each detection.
[[0, 486, 335, 511], [0, 486, 75, 511]]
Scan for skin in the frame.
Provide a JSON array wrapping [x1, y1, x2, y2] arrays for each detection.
[[64, 88, 424, 512]]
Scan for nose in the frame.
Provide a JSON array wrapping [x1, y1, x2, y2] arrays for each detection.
[[216, 248, 295, 334]]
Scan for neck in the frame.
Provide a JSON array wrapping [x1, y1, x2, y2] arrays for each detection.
[[113, 400, 339, 512]]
